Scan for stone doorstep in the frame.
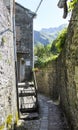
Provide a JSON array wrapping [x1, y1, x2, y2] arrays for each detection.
[[16, 120, 25, 128]]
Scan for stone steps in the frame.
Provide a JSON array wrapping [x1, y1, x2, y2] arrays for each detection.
[[19, 92, 36, 97], [20, 107, 38, 113]]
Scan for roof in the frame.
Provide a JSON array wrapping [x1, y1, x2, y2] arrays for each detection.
[[15, 2, 36, 18]]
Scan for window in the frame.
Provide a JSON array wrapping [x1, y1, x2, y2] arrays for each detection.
[[16, 26, 21, 42]]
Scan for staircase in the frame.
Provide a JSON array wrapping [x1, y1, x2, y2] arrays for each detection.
[[17, 72, 39, 120]]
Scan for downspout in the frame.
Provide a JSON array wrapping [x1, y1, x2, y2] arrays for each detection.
[[13, 0, 19, 118], [32, 19, 34, 69], [32, 14, 36, 69], [32, 14, 39, 108]]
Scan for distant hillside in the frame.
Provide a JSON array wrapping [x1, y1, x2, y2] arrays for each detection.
[[34, 24, 67, 45]]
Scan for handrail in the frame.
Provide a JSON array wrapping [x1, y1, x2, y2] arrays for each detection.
[[33, 72, 38, 91], [33, 71, 39, 107]]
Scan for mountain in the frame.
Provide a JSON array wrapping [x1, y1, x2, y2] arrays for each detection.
[[34, 24, 67, 45]]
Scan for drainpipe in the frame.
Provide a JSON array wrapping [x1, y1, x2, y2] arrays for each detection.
[[32, 14, 36, 69], [13, 0, 19, 118], [32, 19, 34, 69]]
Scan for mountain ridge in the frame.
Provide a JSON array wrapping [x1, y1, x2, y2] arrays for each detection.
[[34, 24, 67, 45]]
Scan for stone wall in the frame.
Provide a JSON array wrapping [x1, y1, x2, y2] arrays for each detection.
[[36, 2, 78, 129], [36, 68, 50, 97], [0, 1, 17, 129], [36, 61, 59, 100], [57, 2, 78, 129]]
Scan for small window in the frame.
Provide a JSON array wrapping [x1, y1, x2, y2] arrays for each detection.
[[16, 26, 21, 42]]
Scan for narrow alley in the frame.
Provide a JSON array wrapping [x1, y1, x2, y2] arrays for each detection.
[[0, 1, 78, 130], [16, 94, 70, 130]]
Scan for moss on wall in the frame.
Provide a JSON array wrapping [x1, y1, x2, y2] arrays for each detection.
[[0, 111, 19, 130], [0, 124, 5, 130]]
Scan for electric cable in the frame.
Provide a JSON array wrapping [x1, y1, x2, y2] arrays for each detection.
[[35, 0, 44, 14]]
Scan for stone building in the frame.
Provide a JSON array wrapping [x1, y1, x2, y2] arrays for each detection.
[[0, 0, 17, 129], [15, 3, 36, 82], [57, 2, 78, 129]]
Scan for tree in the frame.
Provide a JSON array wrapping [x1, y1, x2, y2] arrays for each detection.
[[34, 28, 67, 68], [51, 28, 67, 53], [68, 0, 78, 11]]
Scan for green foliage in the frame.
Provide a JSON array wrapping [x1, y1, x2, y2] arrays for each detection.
[[0, 112, 18, 130], [2, 37, 6, 43], [6, 115, 13, 129], [34, 43, 45, 58], [0, 125, 4, 130], [34, 42, 58, 68], [51, 28, 67, 53], [6, 115, 12, 124], [55, 28, 67, 52], [34, 42, 54, 67], [15, 112, 19, 125], [68, 0, 78, 11], [34, 28, 67, 68], [51, 39, 58, 54]]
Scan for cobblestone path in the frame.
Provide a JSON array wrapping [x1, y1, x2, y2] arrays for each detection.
[[16, 94, 70, 130]]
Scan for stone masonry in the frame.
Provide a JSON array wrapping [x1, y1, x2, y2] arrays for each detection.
[[15, 3, 35, 82], [36, 61, 59, 100], [35, 2, 78, 129], [0, 0, 17, 129], [57, 2, 78, 130]]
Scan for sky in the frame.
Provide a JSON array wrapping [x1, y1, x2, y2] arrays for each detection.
[[15, 0, 71, 31]]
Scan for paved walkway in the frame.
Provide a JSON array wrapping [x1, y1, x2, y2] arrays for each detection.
[[16, 94, 70, 130]]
